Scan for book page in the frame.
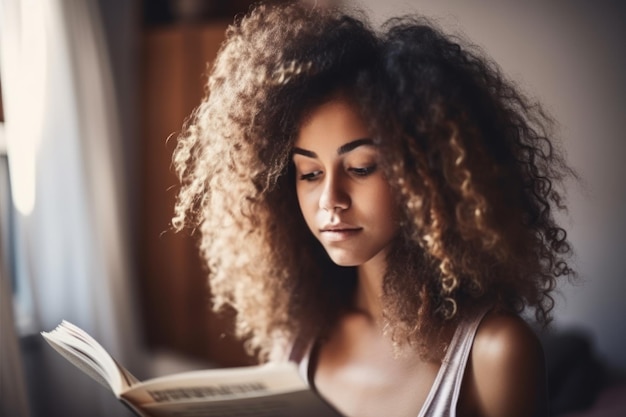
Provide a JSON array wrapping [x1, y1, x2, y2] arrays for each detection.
[[42, 335, 112, 391], [140, 389, 344, 417], [121, 362, 344, 417], [41, 321, 136, 395]]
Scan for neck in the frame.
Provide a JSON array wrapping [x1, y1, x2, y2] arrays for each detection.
[[355, 251, 388, 326]]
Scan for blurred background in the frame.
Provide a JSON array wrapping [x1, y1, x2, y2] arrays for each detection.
[[0, 0, 624, 416]]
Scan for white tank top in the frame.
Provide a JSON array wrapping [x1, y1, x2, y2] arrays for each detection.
[[417, 308, 487, 416]]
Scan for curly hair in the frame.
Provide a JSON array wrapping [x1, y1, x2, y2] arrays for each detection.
[[172, 1, 575, 359]]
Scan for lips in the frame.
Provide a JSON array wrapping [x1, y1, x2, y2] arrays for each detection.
[[319, 223, 362, 242]]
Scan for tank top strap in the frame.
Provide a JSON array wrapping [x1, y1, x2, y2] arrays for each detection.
[[418, 306, 490, 417], [288, 335, 316, 384]]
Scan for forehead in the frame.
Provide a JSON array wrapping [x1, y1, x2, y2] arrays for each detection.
[[295, 98, 370, 150]]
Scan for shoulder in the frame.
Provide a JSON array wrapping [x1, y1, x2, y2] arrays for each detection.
[[472, 312, 543, 364], [462, 312, 547, 417]]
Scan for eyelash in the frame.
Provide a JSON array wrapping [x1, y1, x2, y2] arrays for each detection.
[[299, 171, 322, 181], [349, 165, 377, 177], [298, 165, 377, 182]]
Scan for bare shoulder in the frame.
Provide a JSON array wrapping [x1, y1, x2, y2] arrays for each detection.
[[473, 312, 543, 362], [463, 312, 547, 417]]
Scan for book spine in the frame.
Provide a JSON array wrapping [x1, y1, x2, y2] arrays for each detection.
[[120, 397, 151, 417]]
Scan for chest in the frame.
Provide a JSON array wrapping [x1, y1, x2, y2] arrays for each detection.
[[316, 357, 440, 417], [311, 323, 443, 417]]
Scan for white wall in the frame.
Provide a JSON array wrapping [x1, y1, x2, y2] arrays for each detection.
[[355, 0, 626, 370]]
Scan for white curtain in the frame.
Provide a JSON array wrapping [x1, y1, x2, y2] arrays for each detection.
[[0, 0, 144, 415]]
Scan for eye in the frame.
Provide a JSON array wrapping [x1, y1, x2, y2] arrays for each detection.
[[299, 170, 323, 182], [348, 165, 377, 177]]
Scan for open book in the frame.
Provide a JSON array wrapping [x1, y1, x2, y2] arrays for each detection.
[[41, 321, 344, 417]]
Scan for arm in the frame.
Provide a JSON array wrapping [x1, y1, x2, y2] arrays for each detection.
[[463, 313, 548, 417]]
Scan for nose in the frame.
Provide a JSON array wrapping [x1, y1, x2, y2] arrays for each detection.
[[319, 173, 350, 212]]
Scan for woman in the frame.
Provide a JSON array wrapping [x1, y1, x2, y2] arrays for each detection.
[[172, 2, 575, 416]]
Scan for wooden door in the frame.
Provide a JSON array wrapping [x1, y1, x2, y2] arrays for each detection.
[[139, 22, 255, 367]]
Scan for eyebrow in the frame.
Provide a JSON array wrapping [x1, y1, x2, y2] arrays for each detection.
[[292, 138, 374, 159]]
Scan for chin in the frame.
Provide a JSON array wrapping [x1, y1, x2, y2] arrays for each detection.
[[330, 258, 361, 267], [325, 249, 366, 267]]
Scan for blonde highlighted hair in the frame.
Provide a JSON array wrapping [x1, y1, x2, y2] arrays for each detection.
[[173, 2, 575, 359]]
